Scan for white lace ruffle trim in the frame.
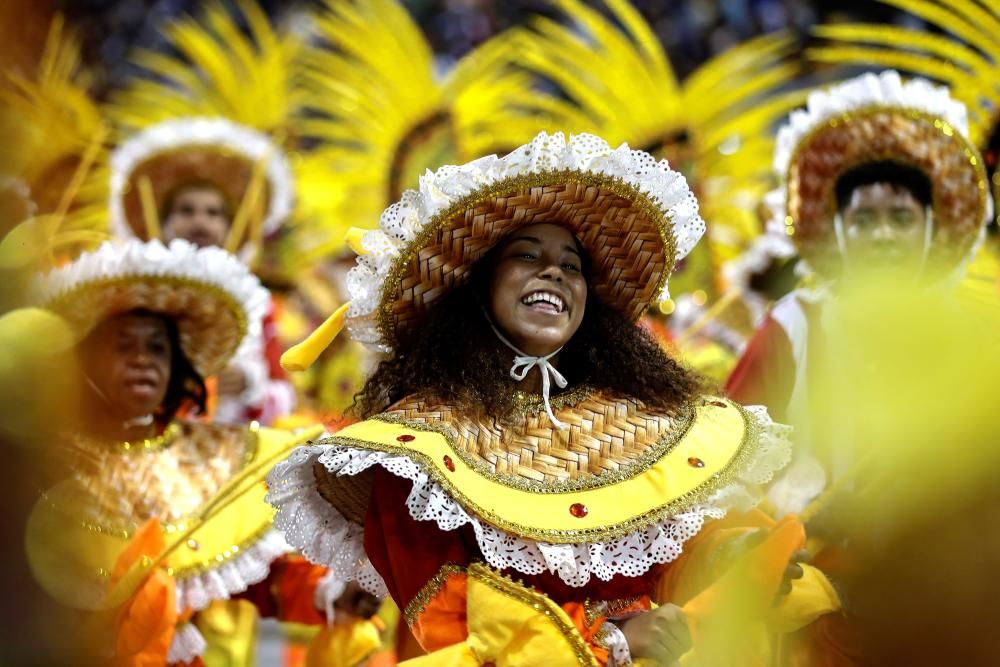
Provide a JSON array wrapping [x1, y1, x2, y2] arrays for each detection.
[[109, 117, 294, 240], [773, 70, 969, 177], [167, 621, 207, 664], [175, 529, 290, 613], [35, 238, 270, 371], [267, 405, 791, 589], [345, 131, 707, 351]]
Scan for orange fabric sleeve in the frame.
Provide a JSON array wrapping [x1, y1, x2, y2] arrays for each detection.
[[269, 555, 328, 625], [655, 509, 776, 606], [408, 570, 469, 653], [232, 554, 328, 625], [562, 602, 609, 665]]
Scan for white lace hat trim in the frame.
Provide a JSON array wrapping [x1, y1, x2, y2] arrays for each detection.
[[109, 117, 294, 241], [773, 70, 970, 177], [345, 131, 706, 351], [266, 405, 790, 589], [35, 238, 270, 374]]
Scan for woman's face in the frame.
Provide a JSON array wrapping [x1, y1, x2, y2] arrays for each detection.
[[488, 223, 588, 356], [84, 312, 172, 420]]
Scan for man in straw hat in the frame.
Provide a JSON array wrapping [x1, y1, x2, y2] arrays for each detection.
[[725, 70, 991, 516], [25, 238, 382, 665], [267, 131, 844, 665]]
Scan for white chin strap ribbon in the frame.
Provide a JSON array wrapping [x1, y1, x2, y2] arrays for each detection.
[[485, 313, 569, 430]]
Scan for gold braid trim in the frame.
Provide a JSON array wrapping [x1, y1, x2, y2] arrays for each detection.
[[467, 562, 599, 667], [402, 563, 466, 626], [318, 399, 761, 544]]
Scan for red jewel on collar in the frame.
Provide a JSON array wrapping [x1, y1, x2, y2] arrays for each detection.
[[397, 434, 415, 442], [443, 455, 455, 472], [688, 457, 705, 468], [569, 503, 589, 518]]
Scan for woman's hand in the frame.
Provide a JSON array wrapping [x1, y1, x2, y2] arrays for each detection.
[[619, 603, 692, 665], [775, 549, 809, 601]]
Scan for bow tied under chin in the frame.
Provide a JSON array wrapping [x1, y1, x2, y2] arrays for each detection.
[[483, 308, 569, 430]]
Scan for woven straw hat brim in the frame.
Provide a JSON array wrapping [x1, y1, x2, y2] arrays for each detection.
[[787, 108, 988, 275], [121, 148, 271, 239], [46, 276, 246, 378], [370, 172, 677, 349]]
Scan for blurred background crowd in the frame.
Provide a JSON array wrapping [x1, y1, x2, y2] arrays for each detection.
[[26, 0, 919, 95]]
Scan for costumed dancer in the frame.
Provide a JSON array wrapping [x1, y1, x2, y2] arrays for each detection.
[[25, 239, 380, 666], [808, 0, 1000, 304], [266, 132, 842, 666], [507, 0, 806, 379], [725, 70, 990, 513], [78, 0, 304, 427]]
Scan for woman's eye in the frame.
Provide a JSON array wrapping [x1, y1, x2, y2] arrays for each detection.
[[563, 263, 581, 272]]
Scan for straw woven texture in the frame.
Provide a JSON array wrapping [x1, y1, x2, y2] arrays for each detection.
[[387, 181, 670, 345], [121, 148, 271, 239], [381, 392, 691, 486], [49, 278, 244, 378], [788, 110, 986, 274]]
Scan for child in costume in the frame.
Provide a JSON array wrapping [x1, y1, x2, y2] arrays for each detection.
[[26, 239, 378, 666], [267, 132, 841, 665]]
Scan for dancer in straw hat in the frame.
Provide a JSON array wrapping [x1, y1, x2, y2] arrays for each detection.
[[267, 131, 843, 665], [25, 238, 385, 666]]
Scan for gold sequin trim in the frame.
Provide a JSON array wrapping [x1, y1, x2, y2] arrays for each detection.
[[166, 520, 275, 579], [510, 384, 594, 417], [467, 563, 599, 666], [371, 401, 696, 494], [115, 421, 182, 453], [375, 169, 680, 350], [56, 424, 261, 539], [402, 563, 465, 626], [318, 399, 763, 544]]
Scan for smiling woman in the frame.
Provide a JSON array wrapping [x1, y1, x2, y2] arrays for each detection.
[[268, 132, 843, 665]]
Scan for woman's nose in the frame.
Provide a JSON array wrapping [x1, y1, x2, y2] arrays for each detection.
[[539, 262, 564, 281]]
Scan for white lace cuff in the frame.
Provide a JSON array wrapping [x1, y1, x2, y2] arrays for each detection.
[[599, 622, 633, 667], [167, 621, 207, 664], [175, 529, 290, 613]]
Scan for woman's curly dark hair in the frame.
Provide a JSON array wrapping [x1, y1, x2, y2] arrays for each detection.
[[353, 241, 705, 420]]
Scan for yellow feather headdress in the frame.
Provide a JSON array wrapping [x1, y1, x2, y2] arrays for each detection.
[[509, 0, 806, 299], [72, 0, 306, 271], [0, 15, 109, 265], [0, 15, 106, 219], [809, 0, 1000, 197], [292, 0, 578, 265]]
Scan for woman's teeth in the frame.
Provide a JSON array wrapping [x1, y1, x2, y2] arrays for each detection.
[[521, 291, 565, 313]]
